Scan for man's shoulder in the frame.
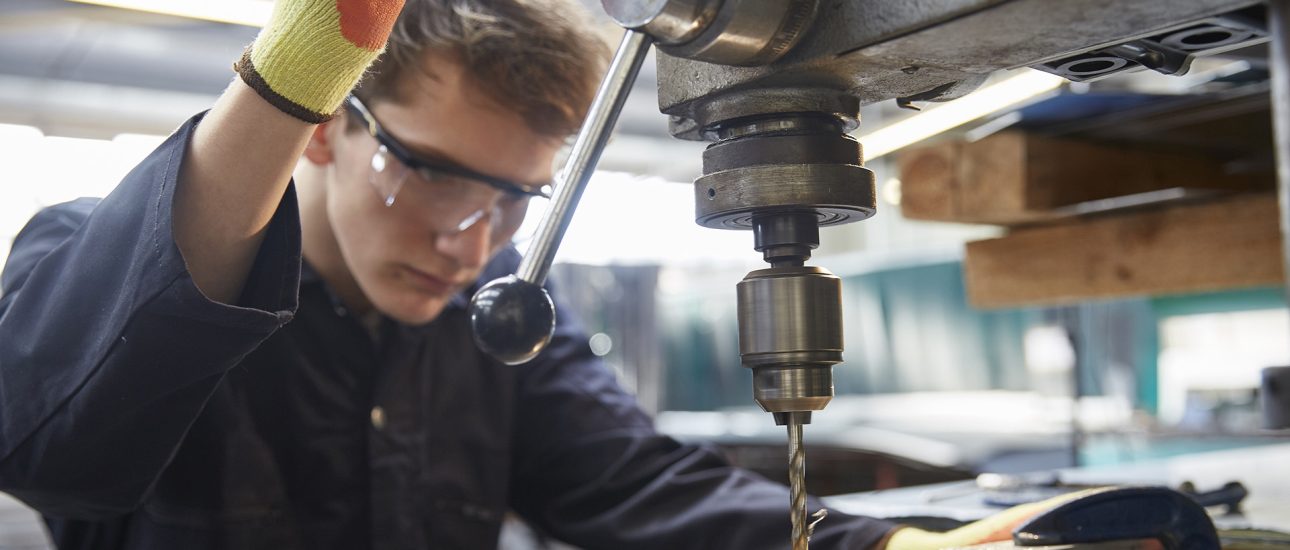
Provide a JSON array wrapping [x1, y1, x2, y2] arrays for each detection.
[[480, 246, 522, 283], [7, 197, 103, 264], [463, 246, 523, 301], [2, 198, 102, 291], [23, 198, 102, 234]]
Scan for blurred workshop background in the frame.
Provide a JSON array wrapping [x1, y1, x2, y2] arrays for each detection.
[[2, 0, 1289, 547]]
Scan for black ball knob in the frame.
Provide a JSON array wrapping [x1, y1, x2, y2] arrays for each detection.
[[468, 275, 555, 365]]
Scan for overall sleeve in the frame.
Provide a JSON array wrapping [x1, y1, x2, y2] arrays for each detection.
[[0, 112, 301, 520], [508, 277, 895, 549]]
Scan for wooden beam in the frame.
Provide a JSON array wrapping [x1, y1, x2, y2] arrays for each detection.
[[963, 193, 1284, 309], [898, 132, 1262, 225]]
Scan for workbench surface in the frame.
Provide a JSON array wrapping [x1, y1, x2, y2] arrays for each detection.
[[824, 442, 1290, 531]]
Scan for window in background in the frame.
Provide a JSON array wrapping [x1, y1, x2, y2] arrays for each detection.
[[0, 127, 163, 279], [1024, 324, 1077, 397], [1158, 308, 1290, 432]]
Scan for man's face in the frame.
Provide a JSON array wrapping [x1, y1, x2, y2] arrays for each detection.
[[314, 54, 562, 325]]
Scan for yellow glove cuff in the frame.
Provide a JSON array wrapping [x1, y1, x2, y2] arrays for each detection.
[[236, 0, 402, 123]]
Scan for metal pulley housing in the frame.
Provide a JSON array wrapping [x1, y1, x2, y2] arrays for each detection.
[[601, 0, 819, 66], [695, 117, 876, 230]]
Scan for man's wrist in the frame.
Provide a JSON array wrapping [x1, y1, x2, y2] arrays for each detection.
[[871, 526, 905, 549], [236, 0, 403, 123]]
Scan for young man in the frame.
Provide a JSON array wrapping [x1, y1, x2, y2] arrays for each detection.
[[0, 0, 897, 548], [1, 1, 1052, 548]]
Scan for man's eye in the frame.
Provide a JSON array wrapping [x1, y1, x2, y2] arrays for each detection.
[[421, 170, 469, 189], [414, 168, 442, 184]]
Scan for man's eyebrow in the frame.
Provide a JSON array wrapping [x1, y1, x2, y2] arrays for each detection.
[[404, 141, 551, 190], [403, 141, 461, 167]]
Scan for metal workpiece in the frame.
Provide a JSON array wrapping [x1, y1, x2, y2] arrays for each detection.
[[737, 266, 843, 414], [654, 0, 1262, 133], [468, 30, 651, 365], [605, 0, 819, 66]]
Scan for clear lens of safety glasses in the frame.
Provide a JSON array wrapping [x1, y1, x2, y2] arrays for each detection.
[[369, 145, 535, 240], [369, 145, 406, 207]]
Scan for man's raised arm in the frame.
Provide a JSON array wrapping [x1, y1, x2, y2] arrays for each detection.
[[0, 0, 401, 518], [176, 0, 403, 303]]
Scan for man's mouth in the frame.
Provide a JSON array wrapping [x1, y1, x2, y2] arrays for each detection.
[[400, 265, 458, 295]]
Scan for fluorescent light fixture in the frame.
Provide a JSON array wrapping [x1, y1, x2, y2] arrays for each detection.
[[858, 69, 1065, 160], [67, 0, 272, 27], [112, 133, 166, 148], [0, 123, 43, 140]]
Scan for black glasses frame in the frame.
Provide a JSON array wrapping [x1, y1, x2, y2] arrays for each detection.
[[342, 96, 551, 199]]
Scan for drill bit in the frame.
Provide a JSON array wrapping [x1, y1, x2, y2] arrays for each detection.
[[788, 418, 808, 550]]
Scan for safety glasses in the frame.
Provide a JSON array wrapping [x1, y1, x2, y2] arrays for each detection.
[[342, 95, 551, 235]]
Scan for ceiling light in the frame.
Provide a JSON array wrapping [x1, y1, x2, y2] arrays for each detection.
[[858, 69, 1066, 160], [68, 0, 272, 27]]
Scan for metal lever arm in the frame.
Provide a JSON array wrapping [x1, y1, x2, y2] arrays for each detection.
[[469, 30, 652, 365]]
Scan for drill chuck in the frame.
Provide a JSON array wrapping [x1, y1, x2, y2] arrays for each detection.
[[736, 266, 842, 418]]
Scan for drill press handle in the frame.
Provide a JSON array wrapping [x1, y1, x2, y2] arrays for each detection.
[[600, 0, 818, 66], [468, 30, 651, 365]]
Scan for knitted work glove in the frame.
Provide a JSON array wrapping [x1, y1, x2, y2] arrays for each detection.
[[235, 0, 404, 123], [886, 489, 1103, 549]]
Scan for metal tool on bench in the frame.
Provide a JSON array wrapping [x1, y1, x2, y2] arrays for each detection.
[[470, 1, 1284, 548], [977, 473, 1250, 515]]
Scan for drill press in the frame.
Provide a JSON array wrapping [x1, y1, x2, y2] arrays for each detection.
[[470, 2, 872, 548], [474, 0, 1284, 547], [604, 5, 876, 547]]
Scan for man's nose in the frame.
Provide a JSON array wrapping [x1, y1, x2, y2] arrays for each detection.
[[435, 213, 492, 269]]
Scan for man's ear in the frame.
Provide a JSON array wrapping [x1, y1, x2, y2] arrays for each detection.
[[302, 120, 337, 165]]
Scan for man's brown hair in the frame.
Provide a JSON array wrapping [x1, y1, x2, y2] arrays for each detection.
[[354, 0, 611, 138]]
